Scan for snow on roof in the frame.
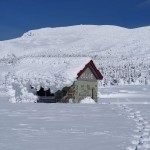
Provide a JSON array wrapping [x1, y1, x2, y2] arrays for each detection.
[[14, 57, 92, 92]]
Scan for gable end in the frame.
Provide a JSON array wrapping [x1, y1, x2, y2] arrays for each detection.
[[77, 60, 103, 80]]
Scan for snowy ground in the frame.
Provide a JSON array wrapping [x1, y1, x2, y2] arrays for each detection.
[[100, 85, 150, 150], [0, 87, 134, 150], [100, 85, 150, 104], [0, 85, 150, 150]]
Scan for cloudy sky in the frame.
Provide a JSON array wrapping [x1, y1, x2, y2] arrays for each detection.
[[0, 0, 150, 40]]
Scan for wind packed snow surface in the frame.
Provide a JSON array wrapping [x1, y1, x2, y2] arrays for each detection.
[[6, 57, 91, 103]]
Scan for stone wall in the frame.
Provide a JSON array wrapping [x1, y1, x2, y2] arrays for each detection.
[[74, 80, 97, 103]]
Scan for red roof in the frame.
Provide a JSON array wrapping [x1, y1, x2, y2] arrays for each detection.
[[77, 60, 103, 80]]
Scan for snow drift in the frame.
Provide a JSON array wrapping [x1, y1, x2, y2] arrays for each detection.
[[6, 57, 93, 103], [80, 97, 96, 104]]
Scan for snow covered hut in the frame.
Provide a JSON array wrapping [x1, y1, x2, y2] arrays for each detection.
[[13, 57, 103, 103]]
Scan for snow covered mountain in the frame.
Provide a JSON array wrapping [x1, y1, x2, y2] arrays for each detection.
[[0, 25, 150, 85], [0, 25, 150, 59]]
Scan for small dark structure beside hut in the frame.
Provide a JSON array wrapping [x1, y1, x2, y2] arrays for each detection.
[[34, 60, 103, 103], [36, 87, 56, 103]]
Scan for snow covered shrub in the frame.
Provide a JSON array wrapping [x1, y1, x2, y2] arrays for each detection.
[[7, 85, 16, 103], [0, 54, 18, 65], [95, 56, 150, 86], [20, 87, 37, 103], [5, 73, 38, 103]]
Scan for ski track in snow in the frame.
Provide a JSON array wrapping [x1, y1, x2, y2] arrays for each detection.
[[119, 104, 150, 150]]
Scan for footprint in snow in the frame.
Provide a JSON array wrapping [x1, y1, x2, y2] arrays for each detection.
[[119, 105, 150, 150]]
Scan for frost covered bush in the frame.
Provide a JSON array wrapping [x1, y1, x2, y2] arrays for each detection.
[[20, 87, 37, 103], [5, 73, 38, 103], [7, 85, 16, 103], [0, 54, 18, 65], [96, 56, 150, 86]]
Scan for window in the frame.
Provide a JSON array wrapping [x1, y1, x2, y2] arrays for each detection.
[[85, 73, 88, 79]]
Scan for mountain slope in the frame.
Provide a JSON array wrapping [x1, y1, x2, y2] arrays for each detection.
[[0, 25, 150, 59]]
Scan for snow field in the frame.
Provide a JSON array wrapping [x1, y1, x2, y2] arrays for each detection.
[[80, 97, 96, 104], [0, 88, 134, 150], [99, 85, 150, 104], [1, 84, 150, 150]]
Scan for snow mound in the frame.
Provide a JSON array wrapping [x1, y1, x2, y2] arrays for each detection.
[[6, 57, 92, 103], [14, 57, 91, 92], [80, 97, 96, 104]]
